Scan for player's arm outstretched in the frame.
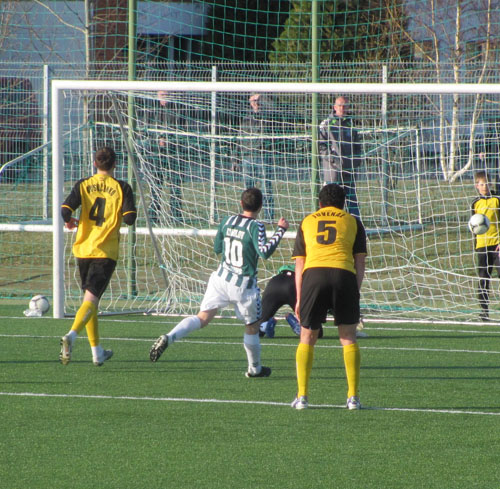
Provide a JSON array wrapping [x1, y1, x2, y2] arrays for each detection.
[[256, 217, 289, 259]]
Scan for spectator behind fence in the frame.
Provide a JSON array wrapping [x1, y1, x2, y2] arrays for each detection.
[[318, 96, 363, 218]]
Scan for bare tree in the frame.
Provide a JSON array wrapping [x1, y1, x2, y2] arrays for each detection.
[[450, 0, 493, 182], [0, 2, 15, 52], [387, 0, 498, 182]]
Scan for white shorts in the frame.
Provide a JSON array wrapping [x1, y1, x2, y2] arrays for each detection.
[[200, 271, 262, 325]]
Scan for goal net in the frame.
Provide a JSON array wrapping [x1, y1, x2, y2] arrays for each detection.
[[52, 80, 500, 324]]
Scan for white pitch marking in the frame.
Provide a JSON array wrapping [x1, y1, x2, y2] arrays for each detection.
[[1, 333, 500, 355], [1, 391, 499, 416]]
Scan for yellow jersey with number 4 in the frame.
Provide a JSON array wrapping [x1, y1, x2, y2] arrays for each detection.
[[292, 206, 367, 274], [61, 174, 136, 260]]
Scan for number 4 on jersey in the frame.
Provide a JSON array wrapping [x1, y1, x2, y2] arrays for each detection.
[[89, 197, 106, 226]]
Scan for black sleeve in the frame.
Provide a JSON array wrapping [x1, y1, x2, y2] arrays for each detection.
[[61, 207, 72, 223], [471, 198, 479, 216], [352, 218, 367, 255], [292, 222, 306, 258], [120, 181, 137, 226], [61, 179, 84, 222], [123, 213, 136, 226]]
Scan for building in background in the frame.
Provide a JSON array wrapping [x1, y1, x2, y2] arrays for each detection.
[[0, 1, 208, 69]]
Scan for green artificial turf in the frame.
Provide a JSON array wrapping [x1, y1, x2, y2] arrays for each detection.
[[0, 305, 499, 489]]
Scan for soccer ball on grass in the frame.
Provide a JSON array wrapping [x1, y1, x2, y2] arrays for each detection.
[[468, 213, 490, 235], [29, 294, 50, 314]]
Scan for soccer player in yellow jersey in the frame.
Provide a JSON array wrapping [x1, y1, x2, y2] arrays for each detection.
[[471, 171, 500, 322], [291, 183, 367, 410], [59, 147, 137, 366]]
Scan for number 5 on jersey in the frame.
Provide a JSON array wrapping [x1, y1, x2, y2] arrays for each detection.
[[317, 220, 337, 244]]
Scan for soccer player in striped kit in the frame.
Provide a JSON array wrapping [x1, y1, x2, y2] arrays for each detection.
[[150, 187, 289, 378]]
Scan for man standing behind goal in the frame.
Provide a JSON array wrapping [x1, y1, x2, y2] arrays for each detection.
[[150, 187, 289, 378], [291, 183, 366, 410], [318, 96, 362, 218], [59, 147, 137, 366]]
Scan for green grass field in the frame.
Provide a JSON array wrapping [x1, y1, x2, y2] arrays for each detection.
[[1, 304, 499, 488]]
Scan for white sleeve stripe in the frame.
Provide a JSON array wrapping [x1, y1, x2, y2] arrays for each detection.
[[258, 226, 286, 255]]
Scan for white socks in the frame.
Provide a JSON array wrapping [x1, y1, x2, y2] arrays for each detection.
[[168, 316, 202, 344], [243, 333, 261, 374], [66, 330, 78, 343], [166, 319, 262, 374], [91, 345, 103, 361]]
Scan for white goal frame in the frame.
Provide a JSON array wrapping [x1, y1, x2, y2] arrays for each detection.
[[51, 80, 500, 319]]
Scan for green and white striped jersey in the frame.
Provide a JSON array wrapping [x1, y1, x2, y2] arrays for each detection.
[[214, 214, 286, 288]]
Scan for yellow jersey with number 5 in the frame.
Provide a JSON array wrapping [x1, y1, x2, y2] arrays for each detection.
[[292, 206, 367, 274], [61, 174, 136, 260]]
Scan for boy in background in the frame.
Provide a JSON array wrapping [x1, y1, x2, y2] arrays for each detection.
[[471, 171, 500, 321]]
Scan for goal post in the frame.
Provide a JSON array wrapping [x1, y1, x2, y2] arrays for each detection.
[[52, 83, 64, 319], [52, 80, 500, 323]]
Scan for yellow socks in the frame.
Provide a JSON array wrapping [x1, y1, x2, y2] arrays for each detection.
[[69, 300, 99, 347], [84, 304, 99, 347], [343, 343, 360, 398], [295, 342, 360, 401], [71, 301, 96, 334], [296, 343, 314, 397]]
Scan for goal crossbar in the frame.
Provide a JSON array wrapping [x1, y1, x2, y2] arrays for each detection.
[[51, 80, 500, 323], [52, 80, 500, 95]]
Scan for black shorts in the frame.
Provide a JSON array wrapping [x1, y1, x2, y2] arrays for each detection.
[[77, 258, 117, 298], [261, 271, 296, 321], [299, 267, 359, 329]]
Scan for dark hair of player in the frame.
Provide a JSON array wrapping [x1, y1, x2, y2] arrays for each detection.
[[94, 147, 117, 171], [319, 183, 346, 209], [474, 170, 488, 182], [241, 187, 263, 212]]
